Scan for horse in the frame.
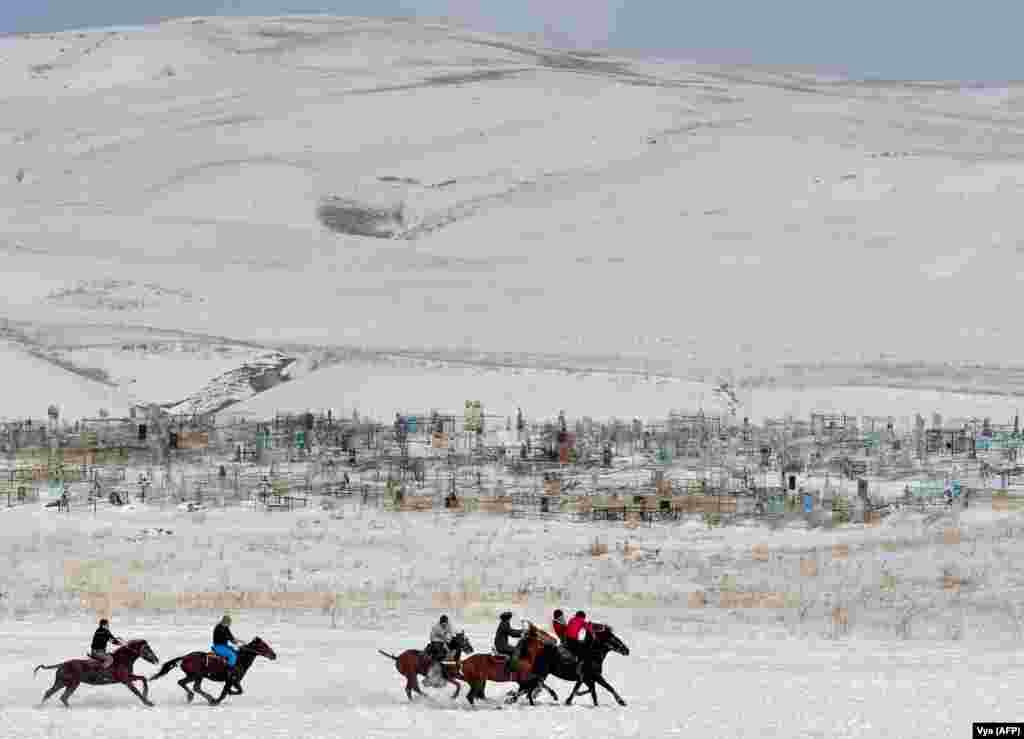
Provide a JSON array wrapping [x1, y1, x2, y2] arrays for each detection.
[[457, 624, 557, 706], [378, 631, 473, 701], [35, 639, 160, 708], [149, 637, 277, 705], [513, 623, 630, 707]]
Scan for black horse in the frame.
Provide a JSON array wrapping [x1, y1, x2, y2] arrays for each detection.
[[512, 624, 629, 707]]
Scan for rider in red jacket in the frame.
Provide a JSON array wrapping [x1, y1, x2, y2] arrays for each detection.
[[566, 611, 594, 642], [565, 610, 592, 679], [552, 609, 568, 642]]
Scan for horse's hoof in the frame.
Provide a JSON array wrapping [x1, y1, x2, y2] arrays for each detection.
[[618, 699, 627, 706]]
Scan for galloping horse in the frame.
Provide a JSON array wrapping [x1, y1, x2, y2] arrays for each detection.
[[457, 624, 557, 706], [515, 623, 630, 707], [378, 631, 473, 701], [149, 637, 277, 705], [35, 639, 160, 708]]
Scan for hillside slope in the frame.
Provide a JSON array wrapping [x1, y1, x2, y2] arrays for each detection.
[[3, 16, 1024, 419]]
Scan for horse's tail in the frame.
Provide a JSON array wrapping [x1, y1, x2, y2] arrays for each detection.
[[150, 655, 186, 681], [377, 649, 399, 661], [33, 663, 61, 677]]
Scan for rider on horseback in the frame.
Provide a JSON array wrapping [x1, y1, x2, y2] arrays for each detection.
[[494, 611, 525, 673], [552, 609, 568, 643], [551, 608, 577, 664], [425, 614, 453, 688], [212, 614, 242, 688], [565, 610, 593, 679], [89, 618, 122, 670]]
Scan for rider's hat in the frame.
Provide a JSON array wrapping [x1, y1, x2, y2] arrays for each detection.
[[99, 618, 109, 626], [500, 611, 512, 620], [439, 614, 449, 623], [575, 610, 586, 618], [221, 613, 232, 625], [553, 609, 563, 619]]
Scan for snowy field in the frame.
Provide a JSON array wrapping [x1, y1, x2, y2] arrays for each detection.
[[2, 499, 1024, 735], [4, 622, 1023, 738]]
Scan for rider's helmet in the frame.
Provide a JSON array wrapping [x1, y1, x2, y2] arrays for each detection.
[[500, 611, 512, 620], [439, 615, 448, 624]]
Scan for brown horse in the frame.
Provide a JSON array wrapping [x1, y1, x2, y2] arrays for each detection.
[[35, 639, 160, 708], [458, 624, 557, 705], [378, 631, 473, 701], [149, 637, 277, 705]]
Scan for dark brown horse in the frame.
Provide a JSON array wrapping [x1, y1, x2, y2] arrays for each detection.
[[378, 631, 473, 701], [458, 624, 557, 705], [149, 637, 276, 705], [515, 624, 629, 707], [35, 639, 160, 708]]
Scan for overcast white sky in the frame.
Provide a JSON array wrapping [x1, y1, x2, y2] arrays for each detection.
[[3, 1, 1021, 84]]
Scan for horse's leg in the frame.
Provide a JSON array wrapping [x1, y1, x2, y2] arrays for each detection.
[[565, 678, 584, 706], [593, 674, 627, 706], [177, 675, 195, 703], [128, 674, 150, 700], [194, 678, 217, 705], [59, 682, 79, 708], [587, 678, 599, 706], [212, 678, 232, 705], [122, 679, 155, 707], [541, 681, 558, 702], [447, 678, 460, 700], [39, 681, 63, 707], [572, 682, 593, 697]]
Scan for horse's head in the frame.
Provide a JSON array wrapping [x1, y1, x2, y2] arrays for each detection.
[[116, 639, 159, 665], [590, 624, 629, 656], [242, 637, 277, 661], [526, 623, 557, 645], [450, 630, 473, 655]]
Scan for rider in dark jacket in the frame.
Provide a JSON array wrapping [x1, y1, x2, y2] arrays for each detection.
[[212, 614, 243, 687], [90, 618, 122, 669], [494, 611, 523, 671]]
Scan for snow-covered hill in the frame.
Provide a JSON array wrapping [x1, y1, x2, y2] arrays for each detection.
[[4, 15, 1024, 421]]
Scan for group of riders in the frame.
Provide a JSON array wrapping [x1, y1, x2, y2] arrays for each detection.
[[89, 608, 593, 692], [424, 608, 594, 687], [89, 614, 245, 687]]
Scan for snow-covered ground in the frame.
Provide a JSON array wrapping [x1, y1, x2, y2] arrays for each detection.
[[2, 497, 1024, 735], [5, 622, 1023, 738]]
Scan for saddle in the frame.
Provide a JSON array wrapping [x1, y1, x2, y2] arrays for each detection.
[[205, 652, 229, 670], [490, 654, 529, 682]]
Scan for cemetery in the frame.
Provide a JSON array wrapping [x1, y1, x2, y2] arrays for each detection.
[[0, 400, 1015, 528]]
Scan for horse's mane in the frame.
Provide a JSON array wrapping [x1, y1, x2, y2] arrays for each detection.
[[528, 624, 557, 644], [113, 639, 146, 654]]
